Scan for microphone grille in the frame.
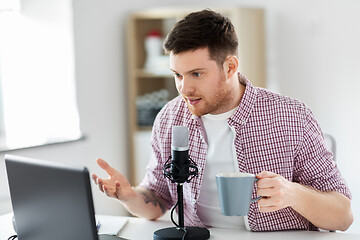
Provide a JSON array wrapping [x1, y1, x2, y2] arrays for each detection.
[[172, 126, 189, 148]]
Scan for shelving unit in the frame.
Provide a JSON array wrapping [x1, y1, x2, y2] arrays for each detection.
[[126, 7, 266, 184]]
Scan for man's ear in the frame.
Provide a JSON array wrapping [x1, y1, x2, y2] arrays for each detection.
[[223, 55, 239, 79]]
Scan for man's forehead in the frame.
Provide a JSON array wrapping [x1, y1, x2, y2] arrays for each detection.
[[169, 48, 214, 71]]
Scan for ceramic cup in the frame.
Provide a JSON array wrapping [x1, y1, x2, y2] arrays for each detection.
[[216, 172, 262, 216]]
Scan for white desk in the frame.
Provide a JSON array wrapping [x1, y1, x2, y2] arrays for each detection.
[[120, 217, 360, 240], [1, 212, 359, 240]]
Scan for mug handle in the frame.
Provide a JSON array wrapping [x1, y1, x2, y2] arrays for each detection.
[[252, 178, 263, 202]]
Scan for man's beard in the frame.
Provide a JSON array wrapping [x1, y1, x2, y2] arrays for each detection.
[[184, 75, 232, 116]]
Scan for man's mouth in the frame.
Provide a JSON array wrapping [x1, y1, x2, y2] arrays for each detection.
[[187, 97, 202, 105]]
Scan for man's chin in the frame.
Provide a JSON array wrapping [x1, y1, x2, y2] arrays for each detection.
[[186, 104, 206, 117]]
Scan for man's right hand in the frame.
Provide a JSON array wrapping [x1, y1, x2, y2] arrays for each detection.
[[92, 158, 167, 220], [91, 158, 135, 202]]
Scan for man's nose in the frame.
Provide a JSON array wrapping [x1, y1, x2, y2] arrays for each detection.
[[179, 77, 195, 96]]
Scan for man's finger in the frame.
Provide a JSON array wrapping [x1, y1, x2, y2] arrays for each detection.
[[256, 171, 278, 179], [97, 178, 105, 193], [257, 177, 279, 189], [96, 158, 115, 175], [114, 181, 122, 199], [258, 196, 276, 208], [103, 185, 117, 198], [92, 173, 98, 184], [259, 205, 279, 213], [257, 188, 273, 197]]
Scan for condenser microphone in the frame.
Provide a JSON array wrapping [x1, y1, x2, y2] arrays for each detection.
[[156, 126, 210, 240], [163, 126, 198, 184]]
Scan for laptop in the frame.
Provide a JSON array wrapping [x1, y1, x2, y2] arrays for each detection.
[[5, 154, 125, 240]]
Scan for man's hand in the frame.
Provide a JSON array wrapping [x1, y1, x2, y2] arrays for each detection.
[[91, 158, 166, 220], [256, 171, 353, 231], [256, 171, 296, 212], [92, 158, 135, 202]]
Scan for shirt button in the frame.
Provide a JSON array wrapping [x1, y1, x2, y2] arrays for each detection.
[[192, 199, 197, 204]]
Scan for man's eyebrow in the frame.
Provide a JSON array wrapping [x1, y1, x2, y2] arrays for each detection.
[[170, 68, 206, 74]]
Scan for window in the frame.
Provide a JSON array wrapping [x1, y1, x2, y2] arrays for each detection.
[[0, 0, 81, 151]]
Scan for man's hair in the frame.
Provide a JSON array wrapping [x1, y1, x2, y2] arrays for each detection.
[[163, 9, 238, 67]]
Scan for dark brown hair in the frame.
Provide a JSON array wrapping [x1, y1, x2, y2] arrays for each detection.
[[163, 9, 238, 66]]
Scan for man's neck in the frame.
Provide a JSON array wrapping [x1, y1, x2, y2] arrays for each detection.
[[228, 72, 246, 110]]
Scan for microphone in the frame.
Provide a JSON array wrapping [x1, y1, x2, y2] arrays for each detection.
[[154, 126, 210, 240], [163, 126, 198, 184]]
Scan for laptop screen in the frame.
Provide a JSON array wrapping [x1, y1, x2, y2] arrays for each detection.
[[5, 154, 99, 240]]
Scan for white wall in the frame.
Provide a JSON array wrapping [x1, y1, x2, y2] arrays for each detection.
[[0, 0, 359, 234], [0, 0, 127, 217]]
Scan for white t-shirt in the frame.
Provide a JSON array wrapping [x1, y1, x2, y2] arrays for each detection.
[[197, 107, 249, 230]]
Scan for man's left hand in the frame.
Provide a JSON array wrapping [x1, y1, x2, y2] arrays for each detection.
[[256, 171, 296, 212]]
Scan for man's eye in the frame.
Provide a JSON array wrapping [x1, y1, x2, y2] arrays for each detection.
[[173, 73, 182, 78], [192, 72, 201, 78]]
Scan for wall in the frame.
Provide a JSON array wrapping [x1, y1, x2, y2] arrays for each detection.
[[0, 0, 359, 234], [0, 0, 127, 217]]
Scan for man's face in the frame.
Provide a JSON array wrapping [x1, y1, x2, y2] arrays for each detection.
[[170, 48, 234, 116]]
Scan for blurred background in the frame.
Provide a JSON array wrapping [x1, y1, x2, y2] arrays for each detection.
[[0, 0, 359, 234]]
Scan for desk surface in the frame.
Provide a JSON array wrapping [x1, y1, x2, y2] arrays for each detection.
[[120, 217, 360, 240], [1, 213, 359, 240]]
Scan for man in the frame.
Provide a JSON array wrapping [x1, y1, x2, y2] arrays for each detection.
[[92, 9, 353, 231]]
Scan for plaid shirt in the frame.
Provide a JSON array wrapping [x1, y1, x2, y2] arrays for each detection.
[[139, 75, 351, 231]]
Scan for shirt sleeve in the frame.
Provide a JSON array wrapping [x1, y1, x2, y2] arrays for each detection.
[[138, 115, 175, 210], [293, 107, 351, 199]]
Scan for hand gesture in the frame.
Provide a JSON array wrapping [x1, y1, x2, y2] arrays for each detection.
[[92, 158, 135, 202]]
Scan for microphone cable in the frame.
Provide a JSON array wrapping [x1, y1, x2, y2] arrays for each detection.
[[170, 200, 187, 240], [7, 235, 17, 240]]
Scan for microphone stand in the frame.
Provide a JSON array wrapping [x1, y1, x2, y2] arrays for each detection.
[[177, 183, 184, 228], [153, 158, 210, 240]]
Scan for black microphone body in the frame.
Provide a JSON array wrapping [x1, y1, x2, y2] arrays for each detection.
[[170, 148, 190, 184]]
